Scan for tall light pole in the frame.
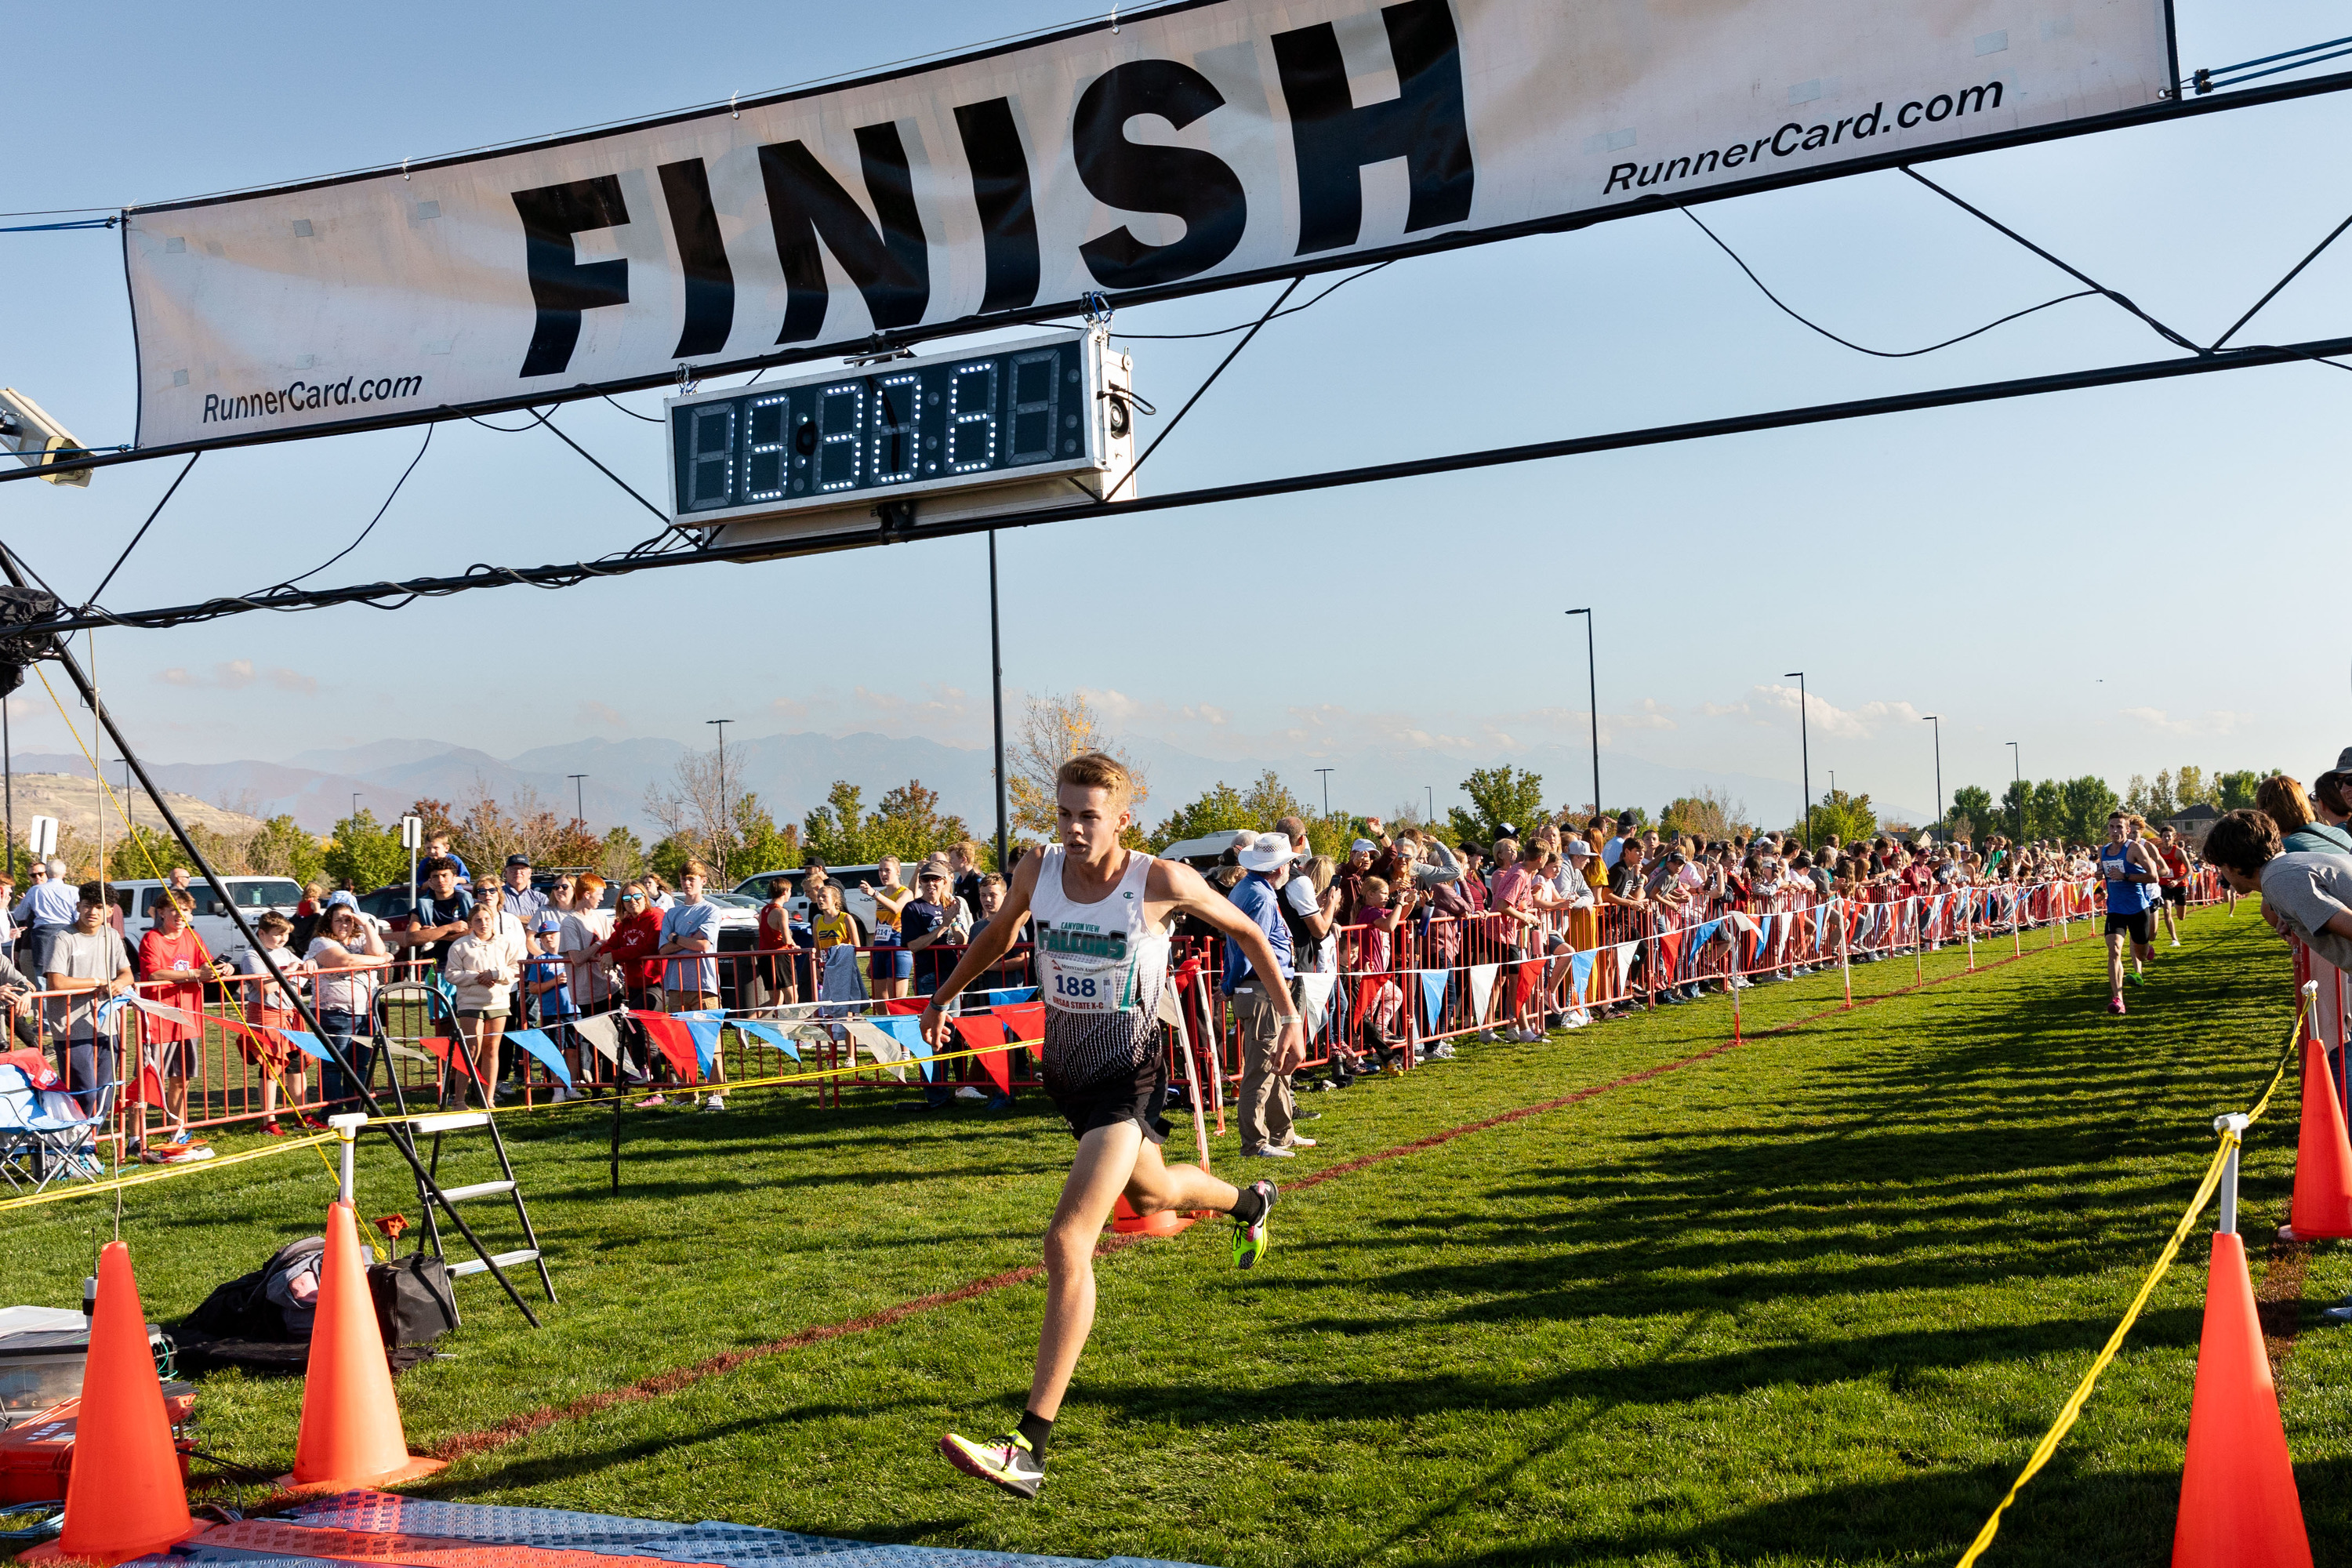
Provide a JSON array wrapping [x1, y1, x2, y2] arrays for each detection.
[[568, 773, 588, 826], [1784, 672, 1811, 847], [988, 532, 1010, 873], [2007, 740, 2022, 837], [1566, 609, 1599, 816], [1315, 768, 1335, 818], [1425, 785, 1435, 824], [1922, 715, 1944, 839], [350, 791, 362, 822], [706, 718, 732, 877]]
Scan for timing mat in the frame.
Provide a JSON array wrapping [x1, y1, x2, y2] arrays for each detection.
[[118, 1490, 1204, 1568]]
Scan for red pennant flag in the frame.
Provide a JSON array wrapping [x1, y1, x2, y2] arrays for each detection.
[[1512, 958, 1541, 1008], [419, 1032, 485, 1084], [1658, 931, 1684, 977], [997, 1000, 1045, 1046], [953, 1016, 1012, 1098], [883, 996, 927, 1016], [129, 1062, 166, 1107], [633, 1011, 702, 1083]]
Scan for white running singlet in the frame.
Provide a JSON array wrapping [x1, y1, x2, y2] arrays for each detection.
[[1029, 846, 1171, 1096]]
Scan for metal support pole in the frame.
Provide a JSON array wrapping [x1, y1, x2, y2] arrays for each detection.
[[1570, 609, 1599, 815], [0, 543, 543, 1327], [3, 688, 12, 881], [988, 531, 1009, 873], [331, 1112, 366, 1204], [2213, 1112, 2249, 1233], [1786, 672, 1810, 844]]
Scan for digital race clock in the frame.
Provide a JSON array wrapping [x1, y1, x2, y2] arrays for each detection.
[[666, 331, 1135, 545]]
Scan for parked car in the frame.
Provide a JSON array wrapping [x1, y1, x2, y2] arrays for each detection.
[[732, 866, 883, 941], [109, 877, 306, 964]]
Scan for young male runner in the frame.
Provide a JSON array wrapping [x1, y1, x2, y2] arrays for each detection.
[[921, 753, 1303, 1499], [2099, 811, 2164, 1014], [2154, 824, 2191, 947]]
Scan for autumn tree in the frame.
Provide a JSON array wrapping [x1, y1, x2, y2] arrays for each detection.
[[1447, 765, 1546, 845], [1007, 691, 1149, 838]]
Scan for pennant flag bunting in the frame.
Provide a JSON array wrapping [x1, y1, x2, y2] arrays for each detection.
[[997, 1000, 1046, 1046], [572, 1011, 622, 1064], [1417, 970, 1448, 1033], [985, 987, 1039, 1007], [1614, 942, 1638, 989], [735, 1019, 801, 1062], [505, 1027, 572, 1087], [880, 1014, 935, 1080], [273, 1028, 333, 1063], [633, 1011, 702, 1083], [883, 997, 928, 1016], [1299, 971, 1339, 1032], [1512, 956, 1541, 1009], [1468, 964, 1497, 1022], [677, 1009, 726, 1073], [1658, 930, 1684, 978], [953, 1015, 1012, 1098], [843, 1018, 908, 1080], [1754, 913, 1773, 950], [1569, 950, 1595, 1007]]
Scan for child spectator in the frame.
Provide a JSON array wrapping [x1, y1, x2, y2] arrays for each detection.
[[308, 892, 388, 1105], [521, 912, 580, 1101], [237, 912, 316, 1134], [1350, 875, 1410, 1071], [137, 891, 223, 1144], [755, 877, 800, 1011], [445, 902, 517, 1108]]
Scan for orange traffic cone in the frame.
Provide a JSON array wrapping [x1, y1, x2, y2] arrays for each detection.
[[1110, 1193, 1194, 1237], [2284, 1042, 2352, 1240], [278, 1200, 445, 1494], [2172, 1231, 2314, 1567], [20, 1242, 196, 1566]]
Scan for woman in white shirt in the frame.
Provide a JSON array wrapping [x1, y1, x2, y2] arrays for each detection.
[[444, 902, 519, 1108], [307, 893, 389, 1106]]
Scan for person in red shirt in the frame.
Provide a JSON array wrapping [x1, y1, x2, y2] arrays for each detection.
[[2155, 825, 2192, 947], [597, 888, 668, 1102], [136, 893, 227, 1144]]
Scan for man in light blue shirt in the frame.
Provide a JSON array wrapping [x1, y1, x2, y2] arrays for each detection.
[[13, 859, 80, 977], [1224, 832, 1305, 1160]]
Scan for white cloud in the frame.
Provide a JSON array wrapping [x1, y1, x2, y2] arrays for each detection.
[[1752, 683, 1921, 739], [154, 661, 315, 696], [268, 667, 318, 696], [2120, 706, 2257, 738]]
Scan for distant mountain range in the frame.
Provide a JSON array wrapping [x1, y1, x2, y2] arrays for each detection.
[[5, 732, 1929, 839]]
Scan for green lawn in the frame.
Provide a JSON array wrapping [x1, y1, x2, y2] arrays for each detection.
[[6, 900, 2348, 1567]]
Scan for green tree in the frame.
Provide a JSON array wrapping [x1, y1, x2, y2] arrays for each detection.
[[1150, 782, 1252, 850], [2147, 768, 2179, 821], [2058, 775, 2120, 844], [1951, 786, 1994, 829], [731, 793, 802, 877], [2029, 780, 2063, 841], [1998, 779, 2031, 838], [2173, 766, 2209, 808], [600, 826, 646, 884], [2214, 769, 2266, 811], [245, 815, 325, 884], [321, 809, 409, 891], [800, 779, 970, 866], [802, 782, 875, 866], [1448, 765, 1546, 845], [107, 824, 180, 883], [1809, 787, 1876, 847]]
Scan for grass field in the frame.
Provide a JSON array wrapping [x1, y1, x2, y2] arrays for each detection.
[[5, 900, 2349, 1567]]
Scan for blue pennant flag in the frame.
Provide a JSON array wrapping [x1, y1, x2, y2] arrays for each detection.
[[736, 1020, 801, 1062], [1417, 970, 1448, 1033], [274, 1027, 332, 1063], [985, 986, 1040, 1007], [883, 1014, 934, 1080], [1754, 913, 1773, 950], [1694, 920, 1722, 949], [504, 1027, 573, 1087], [1569, 950, 1594, 1005], [677, 1010, 725, 1073]]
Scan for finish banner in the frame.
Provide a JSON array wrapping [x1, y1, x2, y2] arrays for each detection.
[[124, 0, 2170, 449]]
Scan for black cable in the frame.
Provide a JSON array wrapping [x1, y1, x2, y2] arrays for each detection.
[[266, 423, 433, 592], [1901, 166, 2204, 354], [601, 395, 665, 423], [1108, 277, 1301, 500], [1683, 210, 2100, 357], [85, 452, 199, 606], [537, 416, 673, 528], [2210, 208, 2352, 350], [1113, 262, 1392, 339]]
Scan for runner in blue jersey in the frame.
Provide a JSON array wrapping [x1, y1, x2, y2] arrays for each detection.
[[2100, 810, 2164, 1014]]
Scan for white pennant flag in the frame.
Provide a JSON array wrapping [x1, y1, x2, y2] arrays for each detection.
[[1298, 971, 1339, 1032], [572, 1011, 622, 1064], [1614, 942, 1638, 989], [1467, 964, 1497, 1022], [843, 1018, 909, 1080]]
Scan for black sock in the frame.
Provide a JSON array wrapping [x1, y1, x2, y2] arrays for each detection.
[[1016, 1409, 1053, 1460], [1229, 1183, 1269, 1225]]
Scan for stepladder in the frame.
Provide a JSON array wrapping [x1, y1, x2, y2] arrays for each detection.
[[405, 1106, 557, 1326]]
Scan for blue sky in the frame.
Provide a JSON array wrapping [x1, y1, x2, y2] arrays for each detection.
[[0, 2, 2343, 828]]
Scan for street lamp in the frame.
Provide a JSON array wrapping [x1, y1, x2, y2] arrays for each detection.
[[1425, 785, 1435, 824], [706, 718, 732, 876], [1315, 768, 1335, 818], [1567, 609, 1599, 816], [350, 792, 362, 822], [2006, 740, 2022, 836], [1922, 715, 1944, 839], [568, 773, 587, 826], [1784, 672, 1811, 847]]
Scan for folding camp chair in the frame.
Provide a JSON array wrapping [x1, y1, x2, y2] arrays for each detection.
[[0, 1063, 114, 1192]]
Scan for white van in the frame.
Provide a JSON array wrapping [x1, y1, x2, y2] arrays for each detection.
[[109, 877, 307, 964]]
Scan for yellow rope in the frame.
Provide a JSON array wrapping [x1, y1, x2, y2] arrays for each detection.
[[1954, 989, 2312, 1566]]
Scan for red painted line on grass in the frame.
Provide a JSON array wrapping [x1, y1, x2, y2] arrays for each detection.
[[430, 933, 2087, 1463]]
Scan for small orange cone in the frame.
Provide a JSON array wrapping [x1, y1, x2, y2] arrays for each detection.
[[2172, 1231, 2314, 1567], [20, 1242, 196, 1566], [278, 1200, 445, 1494], [1110, 1193, 1193, 1236], [2285, 1042, 2352, 1240]]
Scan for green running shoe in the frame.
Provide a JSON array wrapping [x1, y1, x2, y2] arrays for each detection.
[[938, 1429, 1044, 1499], [2126, 967, 2145, 986], [1234, 1178, 1279, 1270]]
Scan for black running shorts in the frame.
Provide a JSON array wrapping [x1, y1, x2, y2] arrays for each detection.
[[1047, 1050, 1171, 1145], [2106, 910, 2155, 946], [2163, 884, 2187, 908]]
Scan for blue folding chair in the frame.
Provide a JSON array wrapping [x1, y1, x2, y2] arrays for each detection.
[[0, 1062, 114, 1192]]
